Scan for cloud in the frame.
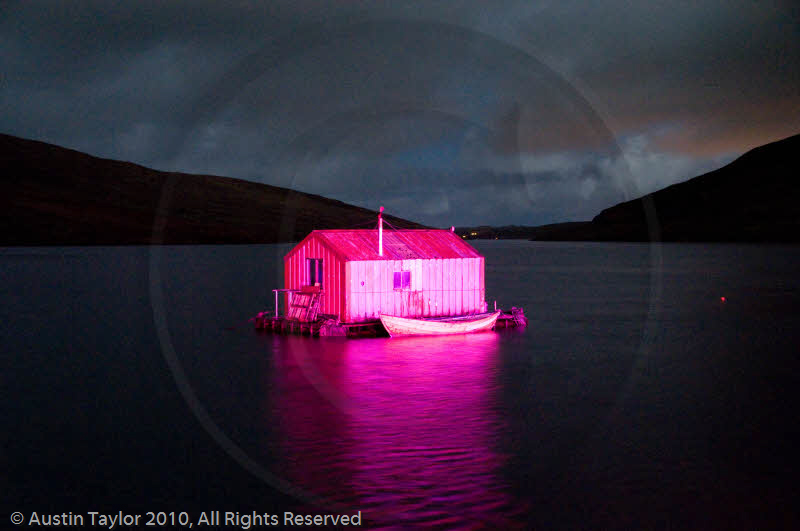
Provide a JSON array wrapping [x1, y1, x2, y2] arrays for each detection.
[[1, 1, 796, 227]]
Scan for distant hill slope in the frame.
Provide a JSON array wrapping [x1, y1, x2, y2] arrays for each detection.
[[0, 133, 424, 245], [587, 133, 800, 242], [508, 133, 798, 243]]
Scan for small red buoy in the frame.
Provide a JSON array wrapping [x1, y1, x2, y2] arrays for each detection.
[[720, 296, 726, 302]]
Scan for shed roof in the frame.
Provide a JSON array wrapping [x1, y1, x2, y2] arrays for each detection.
[[285, 229, 483, 261]]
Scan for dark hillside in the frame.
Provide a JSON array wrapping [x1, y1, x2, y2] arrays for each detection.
[[0, 133, 424, 245], [588, 133, 800, 242]]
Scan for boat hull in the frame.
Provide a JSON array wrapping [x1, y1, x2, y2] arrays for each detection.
[[379, 311, 501, 337]]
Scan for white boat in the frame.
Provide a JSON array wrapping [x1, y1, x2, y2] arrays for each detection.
[[379, 311, 501, 337]]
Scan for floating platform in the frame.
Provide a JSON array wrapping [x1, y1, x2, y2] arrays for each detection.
[[252, 314, 383, 338], [252, 307, 526, 338], [494, 307, 529, 329]]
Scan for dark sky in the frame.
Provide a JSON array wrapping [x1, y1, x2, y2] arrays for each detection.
[[2, 1, 798, 226]]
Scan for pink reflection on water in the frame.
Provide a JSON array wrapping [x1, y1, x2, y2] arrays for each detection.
[[267, 333, 524, 529]]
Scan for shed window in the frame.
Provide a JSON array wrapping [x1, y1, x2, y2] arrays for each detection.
[[393, 271, 411, 290], [307, 258, 323, 287]]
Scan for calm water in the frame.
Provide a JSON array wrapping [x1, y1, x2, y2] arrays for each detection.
[[3, 241, 800, 529]]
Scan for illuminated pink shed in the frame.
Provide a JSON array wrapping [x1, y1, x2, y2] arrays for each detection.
[[284, 229, 487, 323]]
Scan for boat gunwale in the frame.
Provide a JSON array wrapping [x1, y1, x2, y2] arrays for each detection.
[[378, 311, 501, 338], [380, 311, 500, 323]]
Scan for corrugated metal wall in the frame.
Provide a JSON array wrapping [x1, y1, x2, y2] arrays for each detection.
[[283, 235, 345, 319], [285, 235, 486, 323], [343, 257, 485, 322]]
